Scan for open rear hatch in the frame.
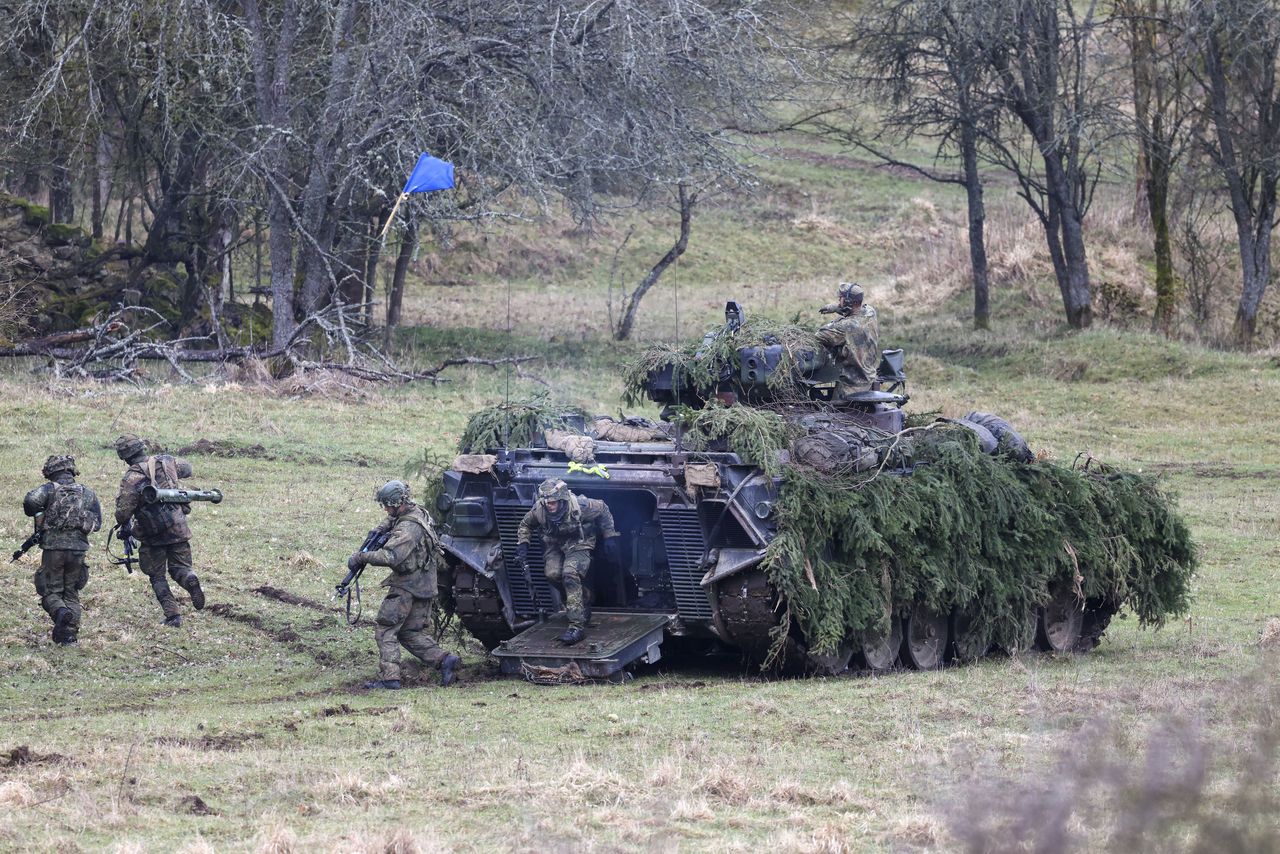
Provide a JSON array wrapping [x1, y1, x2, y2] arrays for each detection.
[[491, 611, 674, 681]]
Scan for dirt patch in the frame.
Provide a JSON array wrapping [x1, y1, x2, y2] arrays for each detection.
[[158, 732, 264, 752], [253, 585, 331, 613], [2, 745, 72, 767], [317, 703, 398, 719], [636, 681, 708, 692], [1141, 461, 1278, 480], [206, 603, 332, 664], [177, 438, 272, 459], [178, 794, 217, 815]]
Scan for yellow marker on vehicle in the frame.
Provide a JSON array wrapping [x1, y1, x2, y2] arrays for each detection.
[[567, 461, 611, 479]]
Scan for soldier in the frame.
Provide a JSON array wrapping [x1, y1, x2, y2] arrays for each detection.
[[817, 282, 881, 399], [349, 480, 460, 690], [113, 434, 206, 627], [516, 479, 620, 646], [23, 455, 102, 645]]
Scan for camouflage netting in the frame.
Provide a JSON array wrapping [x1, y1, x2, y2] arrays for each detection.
[[621, 317, 821, 405], [761, 424, 1197, 658], [457, 395, 590, 454]]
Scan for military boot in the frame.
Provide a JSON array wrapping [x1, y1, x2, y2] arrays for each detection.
[[440, 654, 461, 687], [182, 574, 206, 610], [559, 626, 585, 645], [363, 679, 401, 690], [52, 608, 74, 644], [164, 614, 183, 628]]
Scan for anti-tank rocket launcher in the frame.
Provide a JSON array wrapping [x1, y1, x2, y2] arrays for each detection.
[[141, 485, 223, 504]]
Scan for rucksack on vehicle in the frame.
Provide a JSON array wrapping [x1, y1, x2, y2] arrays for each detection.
[[44, 483, 95, 534]]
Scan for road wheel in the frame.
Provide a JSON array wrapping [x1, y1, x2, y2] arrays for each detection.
[[949, 606, 992, 663], [901, 603, 949, 670], [1036, 588, 1084, 653], [858, 614, 902, 672]]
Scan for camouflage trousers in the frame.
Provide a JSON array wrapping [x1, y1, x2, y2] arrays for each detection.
[[375, 590, 447, 681], [543, 547, 591, 629], [140, 541, 197, 619], [35, 549, 88, 637]]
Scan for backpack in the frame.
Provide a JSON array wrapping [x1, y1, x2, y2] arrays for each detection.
[[133, 456, 184, 539], [44, 483, 96, 534]]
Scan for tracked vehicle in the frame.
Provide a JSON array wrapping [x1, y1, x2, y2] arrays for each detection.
[[436, 303, 1128, 680]]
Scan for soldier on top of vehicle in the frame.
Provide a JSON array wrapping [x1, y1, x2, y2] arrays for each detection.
[[349, 479, 460, 691], [113, 434, 207, 627], [817, 282, 881, 400], [516, 479, 620, 646], [22, 455, 102, 645]]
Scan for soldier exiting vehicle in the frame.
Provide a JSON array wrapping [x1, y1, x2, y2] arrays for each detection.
[[349, 480, 460, 690], [22, 455, 102, 645], [817, 282, 881, 400], [516, 479, 620, 646], [113, 434, 206, 627]]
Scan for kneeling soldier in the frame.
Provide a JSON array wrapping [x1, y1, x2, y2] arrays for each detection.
[[350, 480, 460, 690], [23, 455, 102, 645], [516, 478, 620, 646], [113, 434, 206, 627]]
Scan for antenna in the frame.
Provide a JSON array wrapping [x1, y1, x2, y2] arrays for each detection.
[[503, 276, 512, 448], [673, 243, 682, 454]]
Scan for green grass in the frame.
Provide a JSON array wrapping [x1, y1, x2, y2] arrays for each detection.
[[2, 133, 1279, 851]]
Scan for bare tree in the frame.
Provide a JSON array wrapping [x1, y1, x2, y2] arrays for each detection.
[[831, 0, 1002, 330], [1, 0, 797, 348], [1186, 0, 1280, 347], [980, 0, 1120, 330], [1118, 0, 1197, 335], [613, 183, 696, 341]]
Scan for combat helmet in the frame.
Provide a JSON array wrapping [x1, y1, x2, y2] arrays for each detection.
[[375, 479, 412, 508], [41, 454, 77, 479], [837, 282, 864, 308], [537, 478, 571, 520], [114, 433, 145, 461]]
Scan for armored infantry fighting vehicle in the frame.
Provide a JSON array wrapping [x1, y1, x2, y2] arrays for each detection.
[[435, 303, 1193, 681]]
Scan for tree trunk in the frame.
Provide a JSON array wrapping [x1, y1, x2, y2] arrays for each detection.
[[92, 131, 111, 240], [243, 0, 300, 348], [296, 0, 360, 316], [615, 184, 695, 341], [960, 124, 990, 330], [1148, 155, 1176, 335], [1043, 155, 1092, 329], [1231, 190, 1274, 349], [49, 164, 74, 224], [386, 221, 417, 334]]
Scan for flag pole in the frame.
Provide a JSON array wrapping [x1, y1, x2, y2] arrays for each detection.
[[378, 192, 409, 242]]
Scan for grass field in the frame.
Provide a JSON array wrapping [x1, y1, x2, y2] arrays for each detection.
[[2, 134, 1279, 852]]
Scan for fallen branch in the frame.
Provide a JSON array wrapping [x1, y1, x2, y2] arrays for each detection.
[[0, 303, 544, 388]]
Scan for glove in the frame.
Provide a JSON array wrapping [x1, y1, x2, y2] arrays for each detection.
[[602, 537, 622, 566], [347, 552, 367, 572], [515, 543, 529, 566]]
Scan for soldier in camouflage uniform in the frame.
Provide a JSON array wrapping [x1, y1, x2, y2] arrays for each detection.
[[516, 479, 620, 645], [817, 282, 881, 400], [351, 480, 460, 690], [23, 455, 102, 645], [113, 434, 206, 627]]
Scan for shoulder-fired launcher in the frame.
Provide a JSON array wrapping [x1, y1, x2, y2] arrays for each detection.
[[142, 486, 223, 504]]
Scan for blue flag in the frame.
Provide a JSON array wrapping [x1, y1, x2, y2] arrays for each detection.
[[403, 153, 454, 194]]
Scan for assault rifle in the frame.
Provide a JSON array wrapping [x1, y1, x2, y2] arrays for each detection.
[[11, 518, 43, 562], [106, 524, 139, 574], [334, 527, 393, 625], [819, 302, 853, 316]]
